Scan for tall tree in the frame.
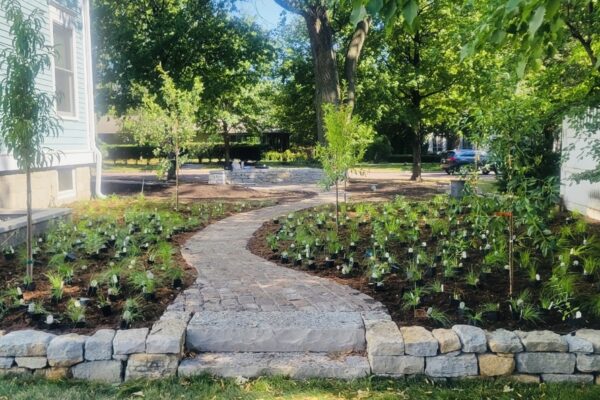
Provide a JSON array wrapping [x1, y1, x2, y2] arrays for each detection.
[[0, 0, 61, 281], [273, 0, 374, 142], [378, 0, 484, 181]]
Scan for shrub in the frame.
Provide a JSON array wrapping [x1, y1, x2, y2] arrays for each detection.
[[364, 135, 392, 162]]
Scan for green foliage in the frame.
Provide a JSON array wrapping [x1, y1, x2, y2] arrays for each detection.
[[316, 104, 374, 190], [364, 135, 392, 162], [122, 65, 203, 180]]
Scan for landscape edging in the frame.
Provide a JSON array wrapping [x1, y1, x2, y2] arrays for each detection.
[[363, 313, 600, 384]]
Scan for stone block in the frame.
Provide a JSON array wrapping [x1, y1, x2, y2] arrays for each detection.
[[452, 325, 486, 353], [146, 319, 187, 355], [365, 320, 404, 356], [565, 334, 594, 354], [15, 357, 47, 369], [0, 357, 14, 369], [478, 354, 514, 376], [515, 352, 575, 374], [542, 374, 593, 384], [400, 326, 438, 356], [509, 374, 540, 384], [71, 360, 123, 383], [85, 329, 115, 361], [0, 367, 32, 376], [0, 330, 56, 357], [125, 353, 179, 381], [368, 355, 424, 375], [432, 329, 461, 354], [34, 367, 71, 380], [516, 330, 567, 352], [159, 311, 193, 323], [47, 334, 86, 367], [577, 354, 600, 372], [113, 328, 148, 355], [576, 330, 600, 353], [187, 311, 365, 353], [486, 329, 523, 353], [425, 354, 478, 377], [178, 352, 370, 380]]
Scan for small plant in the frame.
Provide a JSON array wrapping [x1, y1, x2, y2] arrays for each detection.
[[402, 286, 428, 314], [65, 299, 86, 325], [121, 297, 141, 329], [426, 307, 450, 327], [46, 273, 64, 302], [465, 270, 480, 287]]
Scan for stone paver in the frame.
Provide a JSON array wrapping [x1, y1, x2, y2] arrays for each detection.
[[177, 194, 386, 315]]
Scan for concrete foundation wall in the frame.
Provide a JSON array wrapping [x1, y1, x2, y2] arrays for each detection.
[[0, 166, 92, 209]]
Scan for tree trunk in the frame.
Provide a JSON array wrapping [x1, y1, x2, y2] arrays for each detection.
[[223, 122, 231, 167], [344, 19, 369, 112], [411, 130, 423, 182], [304, 6, 340, 144], [26, 166, 33, 279]]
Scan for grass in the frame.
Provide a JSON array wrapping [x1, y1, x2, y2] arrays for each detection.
[[0, 375, 597, 399]]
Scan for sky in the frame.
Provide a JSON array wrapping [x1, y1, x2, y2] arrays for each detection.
[[236, 0, 287, 29]]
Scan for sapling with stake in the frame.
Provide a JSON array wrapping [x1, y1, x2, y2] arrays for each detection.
[[0, 0, 63, 284]]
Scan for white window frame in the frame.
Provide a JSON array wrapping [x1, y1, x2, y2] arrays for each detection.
[[50, 9, 79, 121], [57, 168, 77, 200]]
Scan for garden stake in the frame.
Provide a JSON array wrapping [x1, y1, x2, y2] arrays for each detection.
[[494, 210, 514, 297]]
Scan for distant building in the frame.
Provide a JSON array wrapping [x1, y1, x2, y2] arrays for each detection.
[[0, 0, 102, 208]]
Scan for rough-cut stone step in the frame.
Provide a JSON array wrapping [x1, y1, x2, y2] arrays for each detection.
[[178, 352, 370, 379], [186, 311, 365, 353]]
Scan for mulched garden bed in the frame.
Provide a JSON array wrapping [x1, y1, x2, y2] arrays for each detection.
[[0, 197, 273, 334], [248, 196, 600, 334]]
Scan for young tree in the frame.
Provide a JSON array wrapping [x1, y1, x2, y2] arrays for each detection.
[[0, 0, 61, 280], [317, 103, 374, 228], [122, 65, 203, 209]]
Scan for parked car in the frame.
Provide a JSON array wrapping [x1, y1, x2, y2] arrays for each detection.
[[440, 149, 496, 175]]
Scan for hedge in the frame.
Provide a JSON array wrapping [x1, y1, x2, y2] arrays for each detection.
[[101, 143, 265, 162]]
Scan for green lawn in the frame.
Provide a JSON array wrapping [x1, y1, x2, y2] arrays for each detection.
[[0, 375, 597, 400]]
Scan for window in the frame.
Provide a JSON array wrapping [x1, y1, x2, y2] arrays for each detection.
[[53, 24, 75, 116], [57, 168, 75, 193]]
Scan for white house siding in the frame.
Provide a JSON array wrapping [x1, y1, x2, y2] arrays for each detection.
[[560, 117, 600, 220], [0, 0, 97, 207]]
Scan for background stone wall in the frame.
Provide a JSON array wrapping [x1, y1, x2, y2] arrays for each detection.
[[209, 168, 323, 186]]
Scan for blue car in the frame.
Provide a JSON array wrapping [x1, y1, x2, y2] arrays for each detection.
[[440, 149, 496, 175]]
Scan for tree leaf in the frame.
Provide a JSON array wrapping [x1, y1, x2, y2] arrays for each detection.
[[505, 0, 523, 14], [403, 0, 418, 29], [350, 3, 368, 25], [528, 6, 545, 38], [365, 0, 383, 16], [546, 0, 560, 18]]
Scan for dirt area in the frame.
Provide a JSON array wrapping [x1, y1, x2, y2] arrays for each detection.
[[100, 179, 316, 203], [347, 179, 447, 201], [248, 203, 600, 334], [0, 201, 269, 334]]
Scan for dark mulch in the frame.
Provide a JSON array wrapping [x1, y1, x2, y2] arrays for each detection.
[[249, 218, 600, 334]]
